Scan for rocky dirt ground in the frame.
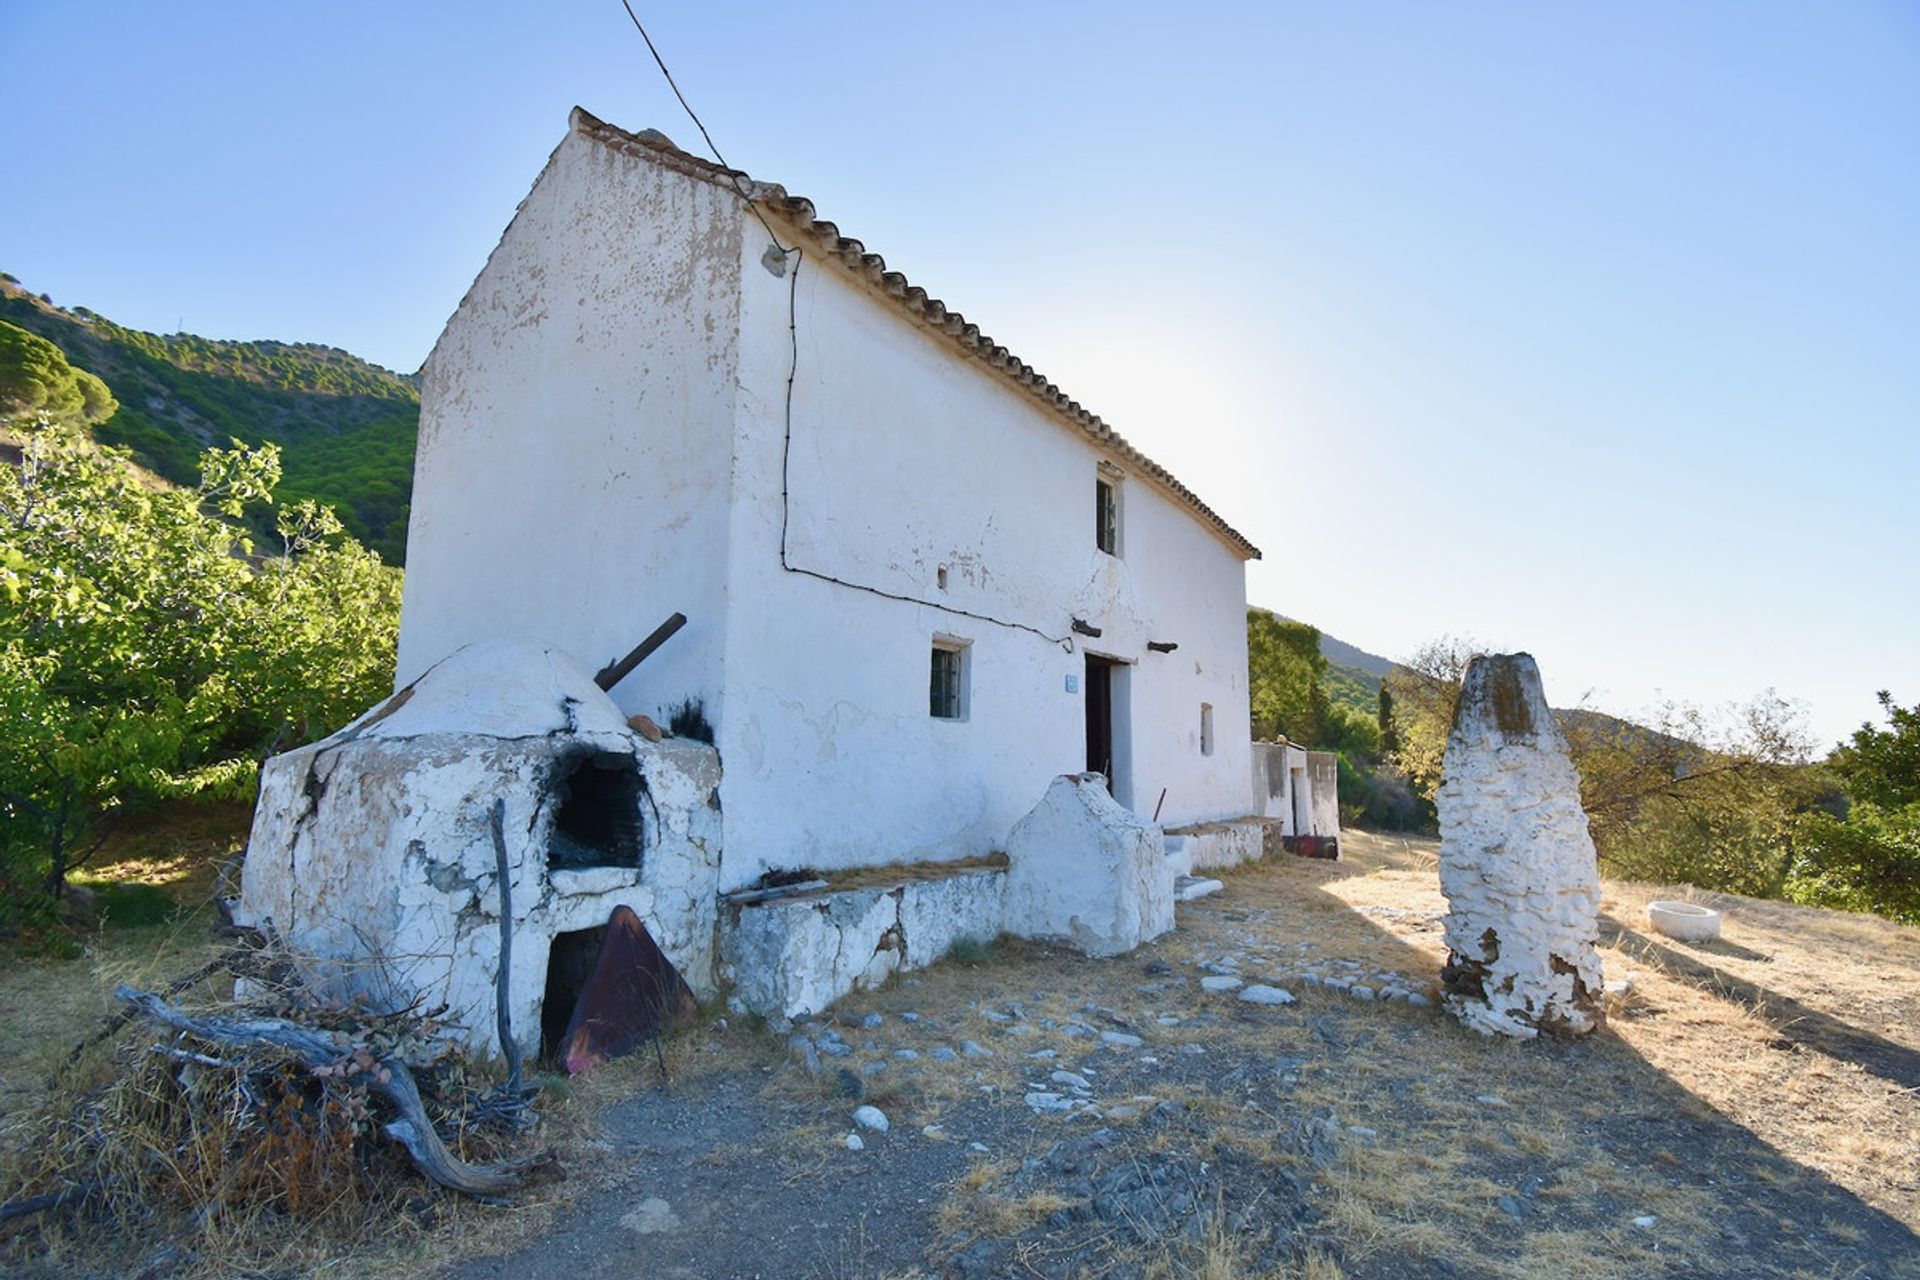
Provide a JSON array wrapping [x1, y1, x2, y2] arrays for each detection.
[[430, 832, 1920, 1280]]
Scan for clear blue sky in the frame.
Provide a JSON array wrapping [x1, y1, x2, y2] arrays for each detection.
[[4, 2, 1915, 749]]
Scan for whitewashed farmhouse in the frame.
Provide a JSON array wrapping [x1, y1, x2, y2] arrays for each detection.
[[399, 108, 1265, 887], [240, 108, 1335, 1050]]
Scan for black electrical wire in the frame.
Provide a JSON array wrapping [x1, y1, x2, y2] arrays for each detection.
[[618, 0, 791, 256], [618, 4, 1074, 651]]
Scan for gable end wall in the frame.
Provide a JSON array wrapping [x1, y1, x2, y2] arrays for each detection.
[[398, 130, 746, 725]]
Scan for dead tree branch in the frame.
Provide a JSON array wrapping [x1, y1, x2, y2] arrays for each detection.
[[114, 986, 552, 1199]]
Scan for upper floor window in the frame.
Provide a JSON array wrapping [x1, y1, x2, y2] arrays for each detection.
[[1096, 467, 1123, 556]]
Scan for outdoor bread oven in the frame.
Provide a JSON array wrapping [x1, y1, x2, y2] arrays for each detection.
[[236, 639, 721, 1059]]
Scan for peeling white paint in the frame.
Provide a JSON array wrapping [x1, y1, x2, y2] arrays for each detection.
[[1251, 741, 1340, 839], [1436, 653, 1604, 1039], [719, 868, 1008, 1019], [237, 641, 723, 1058]]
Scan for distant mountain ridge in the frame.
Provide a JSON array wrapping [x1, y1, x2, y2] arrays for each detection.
[[1265, 609, 1667, 754], [1269, 612, 1396, 677], [0, 277, 419, 563], [1258, 610, 1394, 718]]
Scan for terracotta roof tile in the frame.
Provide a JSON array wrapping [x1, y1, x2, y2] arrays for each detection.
[[570, 107, 1260, 561]]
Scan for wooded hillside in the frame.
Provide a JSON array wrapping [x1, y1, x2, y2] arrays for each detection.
[[0, 277, 418, 563]]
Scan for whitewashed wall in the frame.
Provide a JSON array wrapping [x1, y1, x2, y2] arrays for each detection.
[[397, 119, 743, 728], [1307, 750, 1341, 837], [401, 115, 1259, 894], [717, 208, 1255, 887]]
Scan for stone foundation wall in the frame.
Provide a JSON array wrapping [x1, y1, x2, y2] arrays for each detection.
[[719, 868, 1009, 1019]]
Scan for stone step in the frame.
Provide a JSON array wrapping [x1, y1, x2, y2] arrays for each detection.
[[1173, 875, 1223, 902]]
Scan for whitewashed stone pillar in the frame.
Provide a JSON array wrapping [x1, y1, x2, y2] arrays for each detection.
[[1436, 653, 1604, 1038]]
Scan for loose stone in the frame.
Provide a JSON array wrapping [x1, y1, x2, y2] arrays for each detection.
[[852, 1105, 890, 1132], [622, 1198, 681, 1234], [1100, 1030, 1145, 1048], [845, 1133, 865, 1151], [1200, 975, 1244, 993], [961, 1040, 995, 1058], [1238, 984, 1295, 1006]]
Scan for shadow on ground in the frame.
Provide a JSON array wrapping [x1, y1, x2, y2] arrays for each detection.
[[443, 843, 1920, 1280]]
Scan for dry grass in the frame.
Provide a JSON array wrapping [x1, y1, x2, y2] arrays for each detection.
[[0, 909, 230, 1117], [818, 850, 1010, 893], [890, 829, 1919, 1278], [9, 822, 1919, 1278], [0, 928, 756, 1280]]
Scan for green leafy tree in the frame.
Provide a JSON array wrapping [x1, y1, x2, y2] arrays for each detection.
[[1377, 684, 1399, 758], [1247, 609, 1329, 744], [1788, 693, 1920, 922], [1826, 692, 1920, 809], [1385, 636, 1832, 894], [1382, 635, 1482, 799], [0, 420, 398, 914]]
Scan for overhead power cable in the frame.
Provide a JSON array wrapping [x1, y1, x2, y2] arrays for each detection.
[[615, 5, 1074, 651]]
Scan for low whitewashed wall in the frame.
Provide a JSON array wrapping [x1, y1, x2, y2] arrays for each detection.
[[719, 868, 1008, 1019], [1164, 820, 1266, 872]]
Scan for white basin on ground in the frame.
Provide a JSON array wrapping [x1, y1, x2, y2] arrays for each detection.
[[1648, 900, 1722, 944]]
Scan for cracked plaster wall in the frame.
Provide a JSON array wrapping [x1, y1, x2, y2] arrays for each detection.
[[399, 109, 1260, 897], [717, 187, 1256, 889], [719, 869, 1008, 1019], [397, 118, 741, 737]]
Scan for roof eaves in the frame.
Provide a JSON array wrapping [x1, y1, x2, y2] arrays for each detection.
[[567, 107, 1261, 562]]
